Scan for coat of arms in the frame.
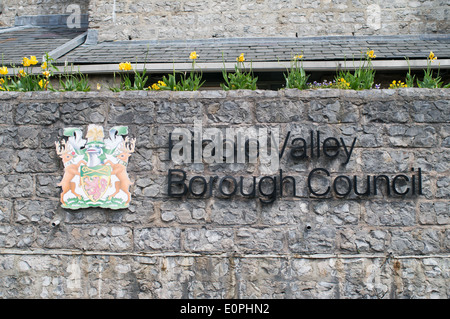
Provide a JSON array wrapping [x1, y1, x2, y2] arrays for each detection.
[[55, 124, 136, 210]]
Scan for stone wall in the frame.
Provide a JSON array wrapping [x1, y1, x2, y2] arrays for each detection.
[[0, 0, 89, 27], [0, 88, 449, 299], [87, 0, 450, 42], [1, 1, 448, 42]]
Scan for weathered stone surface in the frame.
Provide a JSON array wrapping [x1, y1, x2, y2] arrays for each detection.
[[256, 100, 305, 123], [207, 100, 253, 124], [134, 227, 182, 251], [211, 199, 258, 225], [109, 100, 155, 124], [184, 228, 235, 252], [0, 90, 448, 298], [364, 201, 415, 226], [80, 0, 450, 42], [308, 99, 358, 123], [155, 100, 203, 123], [362, 101, 410, 123], [0, 175, 33, 199], [15, 103, 60, 125], [45, 225, 133, 251], [61, 101, 107, 124]]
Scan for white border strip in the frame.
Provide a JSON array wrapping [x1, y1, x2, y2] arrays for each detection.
[[25, 59, 449, 75]]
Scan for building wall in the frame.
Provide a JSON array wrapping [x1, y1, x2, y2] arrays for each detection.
[[87, 0, 450, 42], [0, 89, 449, 298], [0, 1, 449, 41], [0, 0, 89, 27]]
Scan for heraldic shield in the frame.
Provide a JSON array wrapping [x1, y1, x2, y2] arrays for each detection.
[[55, 125, 136, 210], [80, 165, 112, 202]]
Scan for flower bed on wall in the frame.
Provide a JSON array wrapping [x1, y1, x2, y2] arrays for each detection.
[[1, 50, 449, 93]]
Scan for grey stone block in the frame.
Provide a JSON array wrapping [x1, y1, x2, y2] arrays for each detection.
[[135, 227, 181, 251]]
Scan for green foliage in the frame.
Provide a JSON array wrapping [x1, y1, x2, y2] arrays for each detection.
[[152, 58, 205, 91], [404, 58, 416, 88], [57, 64, 91, 92], [3, 53, 56, 92], [111, 67, 149, 92], [284, 55, 310, 90], [221, 54, 258, 90], [160, 72, 178, 90], [156, 71, 204, 91], [178, 70, 205, 91], [335, 52, 376, 90], [416, 58, 449, 89]]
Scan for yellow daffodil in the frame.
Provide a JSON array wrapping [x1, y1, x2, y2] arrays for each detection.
[[0, 66, 8, 75], [389, 80, 407, 89], [157, 80, 167, 87], [151, 83, 160, 90], [294, 55, 303, 60], [29, 56, 38, 65], [366, 50, 376, 59], [22, 57, 31, 67], [119, 62, 133, 71], [0, 78, 4, 84], [429, 51, 437, 61], [41, 62, 47, 70], [38, 79, 48, 89], [18, 69, 27, 77], [237, 53, 245, 62], [42, 71, 50, 77], [189, 51, 198, 60]]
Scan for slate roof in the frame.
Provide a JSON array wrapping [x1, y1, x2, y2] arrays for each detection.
[[0, 23, 449, 71], [63, 34, 450, 65], [0, 26, 87, 66]]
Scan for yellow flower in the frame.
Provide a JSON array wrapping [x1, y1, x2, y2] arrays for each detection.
[[294, 55, 304, 60], [189, 51, 198, 60], [0, 78, 4, 84], [151, 83, 160, 90], [19, 69, 27, 77], [119, 62, 132, 71], [42, 71, 50, 77], [29, 56, 38, 65], [41, 62, 47, 70], [428, 51, 437, 61], [0, 66, 8, 75], [38, 79, 48, 89], [157, 80, 167, 87], [366, 50, 376, 59], [97, 83, 101, 90], [237, 53, 245, 62], [22, 57, 31, 67]]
